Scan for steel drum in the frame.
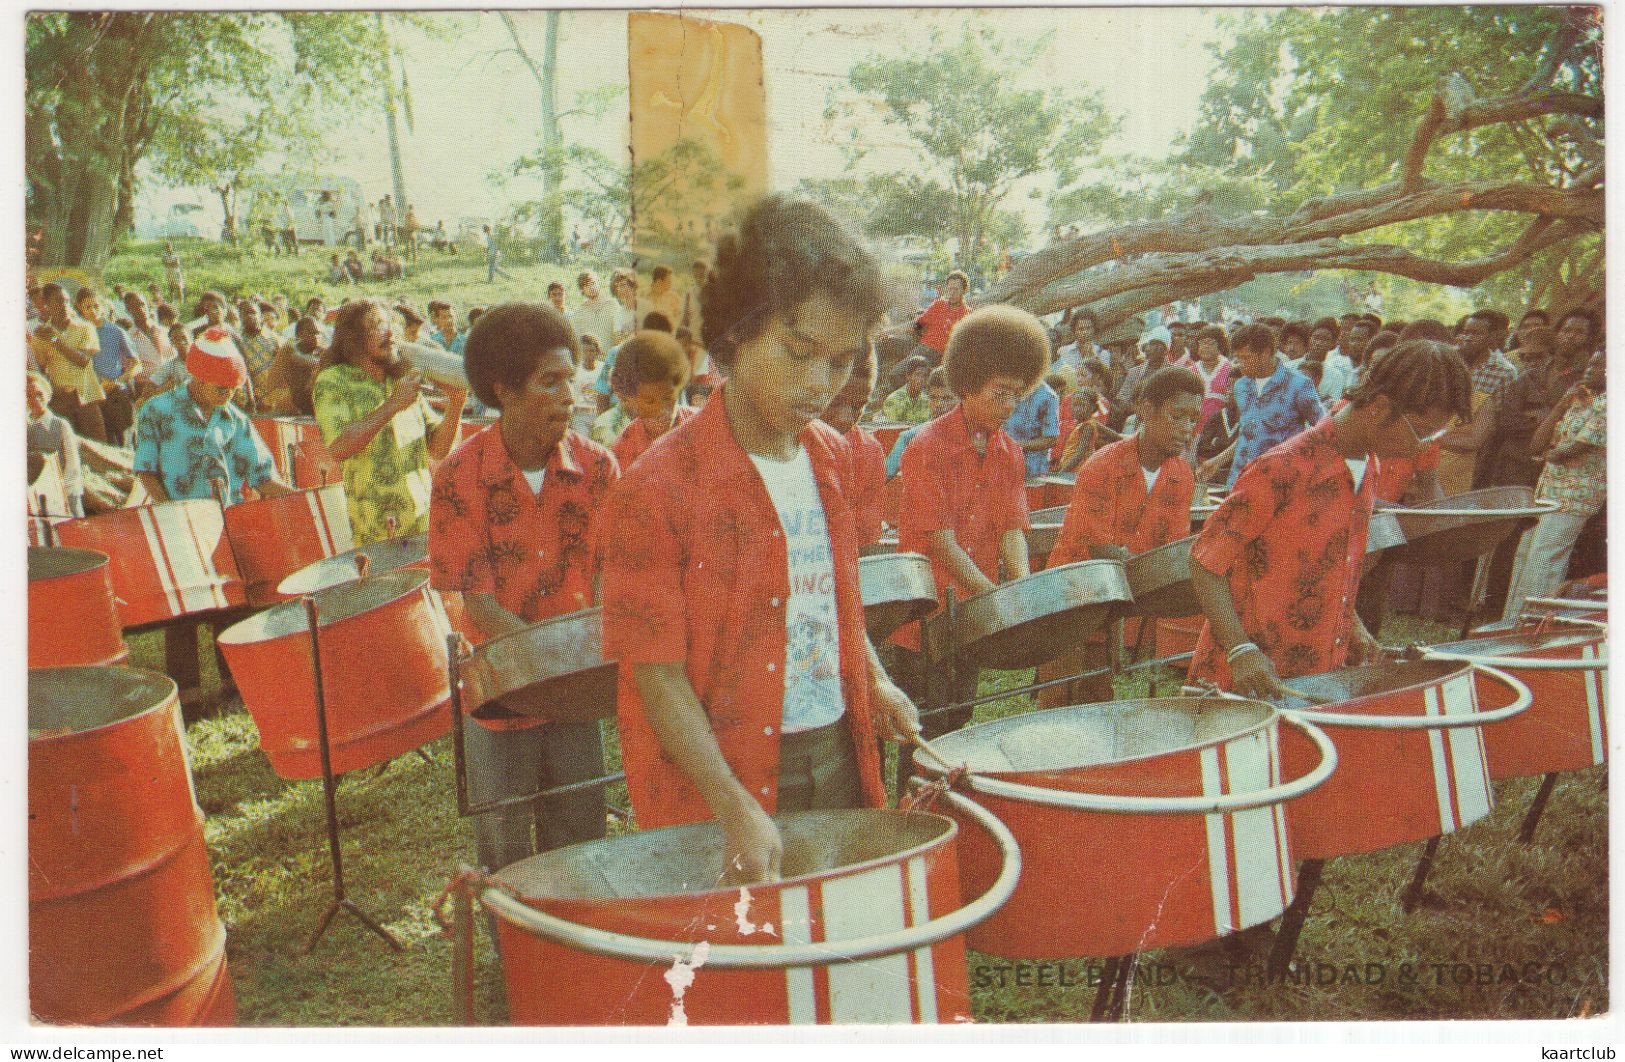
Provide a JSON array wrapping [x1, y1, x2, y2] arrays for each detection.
[[484, 804, 1020, 1025], [860, 420, 910, 456], [223, 484, 355, 606], [218, 569, 453, 779], [1036, 474, 1075, 509], [1425, 628, 1607, 780], [1381, 486, 1551, 565], [252, 415, 335, 489], [1025, 520, 1064, 571], [1123, 535, 1197, 619], [926, 560, 1132, 671], [460, 608, 617, 724], [54, 500, 247, 628], [276, 533, 427, 598], [916, 697, 1336, 958], [28, 547, 129, 669], [1030, 505, 1068, 525], [1364, 509, 1407, 557], [1276, 658, 1530, 861], [29, 667, 236, 1025], [858, 553, 938, 642]]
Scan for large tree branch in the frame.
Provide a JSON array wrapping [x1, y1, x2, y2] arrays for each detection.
[[1022, 223, 1590, 328], [1403, 89, 1603, 186]]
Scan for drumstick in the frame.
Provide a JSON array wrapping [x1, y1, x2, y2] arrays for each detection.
[[907, 729, 965, 775]]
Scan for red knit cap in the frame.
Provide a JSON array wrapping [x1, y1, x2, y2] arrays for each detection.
[[187, 328, 248, 388]]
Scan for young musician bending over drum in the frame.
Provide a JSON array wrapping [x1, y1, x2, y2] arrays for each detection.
[[1189, 339, 1471, 699], [599, 196, 919, 885], [894, 305, 1049, 733], [608, 329, 694, 471], [818, 344, 887, 548], [1039, 364, 1205, 706], [133, 330, 294, 505], [428, 303, 620, 875]]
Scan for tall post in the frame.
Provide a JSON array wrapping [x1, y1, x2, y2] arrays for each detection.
[[377, 13, 409, 215]]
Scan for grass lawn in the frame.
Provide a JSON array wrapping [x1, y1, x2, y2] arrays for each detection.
[[101, 238, 587, 316], [126, 610, 1608, 1026]]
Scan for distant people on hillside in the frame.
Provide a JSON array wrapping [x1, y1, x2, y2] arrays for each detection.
[[484, 224, 513, 283], [162, 240, 186, 305]]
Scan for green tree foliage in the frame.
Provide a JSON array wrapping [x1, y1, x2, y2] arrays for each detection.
[[828, 25, 1114, 270], [26, 12, 381, 269], [1051, 7, 1603, 316]]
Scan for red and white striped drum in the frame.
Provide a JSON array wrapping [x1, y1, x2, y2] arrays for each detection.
[[54, 500, 246, 628], [1426, 628, 1607, 780], [917, 698, 1336, 958], [217, 569, 453, 779], [484, 805, 1020, 1025], [1277, 659, 1531, 861], [28, 548, 128, 669], [253, 416, 340, 489], [223, 485, 354, 607]]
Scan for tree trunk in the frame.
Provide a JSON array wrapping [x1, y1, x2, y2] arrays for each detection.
[[540, 10, 564, 261], [112, 148, 138, 244], [378, 14, 408, 214], [218, 185, 238, 245]]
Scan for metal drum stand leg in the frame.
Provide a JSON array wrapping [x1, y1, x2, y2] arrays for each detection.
[[1519, 772, 1561, 843], [301, 596, 403, 953], [1267, 858, 1325, 979], [1400, 838, 1440, 913]]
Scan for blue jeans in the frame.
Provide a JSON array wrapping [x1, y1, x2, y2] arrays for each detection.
[[1503, 509, 1592, 621]]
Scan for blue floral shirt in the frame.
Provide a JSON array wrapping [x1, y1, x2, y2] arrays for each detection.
[[133, 384, 275, 504], [1229, 358, 1325, 487], [1004, 381, 1061, 478]]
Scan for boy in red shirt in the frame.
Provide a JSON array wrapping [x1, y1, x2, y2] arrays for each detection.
[[600, 197, 919, 884], [895, 305, 1049, 732], [609, 329, 694, 470], [1190, 340, 1471, 698], [819, 344, 886, 545], [1040, 364, 1204, 705], [428, 302, 620, 875]]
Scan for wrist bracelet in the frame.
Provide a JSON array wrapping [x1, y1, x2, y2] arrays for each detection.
[[1227, 642, 1261, 664]]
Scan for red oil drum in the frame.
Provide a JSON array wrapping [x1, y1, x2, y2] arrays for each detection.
[[863, 421, 908, 456], [223, 484, 355, 606], [217, 569, 453, 779], [253, 416, 337, 489], [54, 500, 246, 628], [1156, 615, 1204, 659], [1277, 659, 1531, 861], [482, 801, 1019, 1025], [917, 698, 1336, 959], [28, 547, 128, 669], [1425, 628, 1607, 780], [1037, 474, 1074, 510], [29, 667, 235, 1026]]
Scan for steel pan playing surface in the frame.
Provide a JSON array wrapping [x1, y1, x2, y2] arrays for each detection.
[[926, 559, 1132, 670], [460, 608, 617, 724], [275, 533, 427, 598], [1381, 486, 1548, 565], [858, 553, 937, 642]]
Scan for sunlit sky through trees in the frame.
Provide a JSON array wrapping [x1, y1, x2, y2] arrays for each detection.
[[133, 6, 1226, 244]]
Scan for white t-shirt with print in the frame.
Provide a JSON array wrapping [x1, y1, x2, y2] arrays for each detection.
[[749, 447, 846, 733]]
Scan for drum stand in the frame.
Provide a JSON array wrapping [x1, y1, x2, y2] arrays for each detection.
[[1090, 953, 1137, 1022], [299, 596, 403, 954], [445, 637, 626, 842], [1266, 858, 1324, 979], [1518, 773, 1560, 842]]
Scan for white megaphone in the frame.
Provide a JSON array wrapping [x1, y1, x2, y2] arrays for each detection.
[[398, 338, 468, 390]]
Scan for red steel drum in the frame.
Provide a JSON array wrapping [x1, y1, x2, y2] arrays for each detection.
[[918, 698, 1336, 959], [1156, 615, 1204, 659], [1277, 659, 1530, 861], [1037, 474, 1074, 510], [54, 500, 246, 628], [484, 804, 1020, 1025], [29, 667, 236, 1026], [863, 421, 908, 455], [28, 547, 129, 669], [1426, 628, 1607, 780], [276, 533, 428, 598], [223, 484, 354, 606], [252, 416, 335, 488], [217, 569, 453, 779]]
